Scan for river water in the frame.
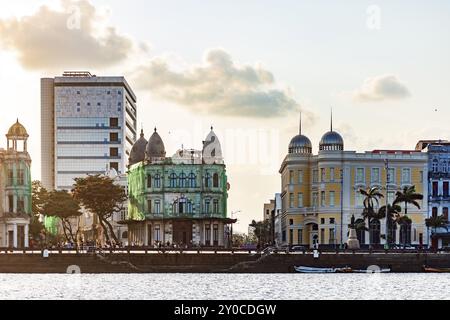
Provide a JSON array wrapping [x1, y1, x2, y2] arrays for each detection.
[[0, 273, 448, 300]]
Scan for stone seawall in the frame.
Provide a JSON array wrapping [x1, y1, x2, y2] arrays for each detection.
[[0, 252, 449, 273]]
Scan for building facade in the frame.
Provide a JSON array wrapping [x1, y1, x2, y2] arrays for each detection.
[[40, 71, 137, 190], [416, 140, 450, 248], [263, 199, 275, 244], [0, 120, 32, 248], [280, 116, 429, 248], [125, 128, 234, 247]]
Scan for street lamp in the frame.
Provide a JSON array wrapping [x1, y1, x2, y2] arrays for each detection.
[[230, 210, 241, 248]]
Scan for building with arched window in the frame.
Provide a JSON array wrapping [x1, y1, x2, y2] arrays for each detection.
[[124, 127, 234, 247], [0, 120, 32, 248], [279, 113, 429, 249]]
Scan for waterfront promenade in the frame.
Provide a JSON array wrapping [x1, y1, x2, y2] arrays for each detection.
[[0, 248, 449, 273]]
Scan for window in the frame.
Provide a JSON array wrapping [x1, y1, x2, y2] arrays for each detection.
[[110, 162, 119, 172], [432, 182, 439, 197], [87, 102, 91, 106], [432, 159, 439, 172], [387, 191, 395, 205], [312, 192, 318, 207], [77, 102, 80, 106], [147, 200, 152, 213], [155, 200, 161, 214], [371, 168, 380, 184], [388, 168, 395, 184], [298, 193, 303, 208], [443, 208, 449, 220], [330, 168, 335, 182], [77, 90, 80, 94], [312, 170, 319, 183], [321, 168, 326, 182], [97, 102, 101, 106], [329, 228, 335, 244], [444, 182, 449, 198], [110, 148, 119, 157], [188, 173, 196, 188], [204, 199, 211, 214], [213, 173, 219, 188], [289, 230, 294, 244], [147, 175, 152, 188], [118, 90, 122, 95], [110, 132, 119, 142], [289, 171, 294, 184], [370, 220, 381, 244], [400, 222, 412, 245], [213, 224, 219, 246], [17, 197, 24, 213], [179, 173, 187, 188], [154, 225, 161, 241], [356, 168, 365, 183], [321, 191, 326, 207], [8, 169, 13, 186], [110, 118, 119, 127], [213, 200, 219, 214], [297, 229, 303, 245], [205, 224, 211, 245], [169, 173, 177, 188], [298, 170, 303, 184], [329, 191, 335, 207], [8, 195, 13, 212], [330, 218, 335, 224], [320, 229, 325, 244], [289, 219, 294, 226], [432, 207, 438, 218], [356, 192, 364, 208], [187, 201, 193, 214], [17, 169, 24, 186], [402, 168, 411, 184], [204, 172, 212, 188], [320, 218, 325, 225], [107, 90, 111, 95], [289, 193, 294, 208], [154, 174, 161, 188]]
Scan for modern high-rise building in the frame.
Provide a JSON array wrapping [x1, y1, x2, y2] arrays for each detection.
[[41, 71, 137, 190]]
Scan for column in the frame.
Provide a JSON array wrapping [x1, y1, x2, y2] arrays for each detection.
[[13, 224, 18, 248], [211, 221, 214, 246], [24, 224, 29, 248]]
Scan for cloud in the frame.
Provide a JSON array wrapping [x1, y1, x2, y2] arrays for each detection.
[[352, 74, 411, 102], [131, 49, 300, 117], [0, 0, 133, 70]]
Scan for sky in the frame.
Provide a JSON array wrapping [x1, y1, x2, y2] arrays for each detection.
[[0, 0, 449, 233]]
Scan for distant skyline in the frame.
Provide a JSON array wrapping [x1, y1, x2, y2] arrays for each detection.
[[1, 0, 449, 232]]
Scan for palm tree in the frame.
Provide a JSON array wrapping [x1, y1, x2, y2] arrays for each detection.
[[359, 187, 384, 243], [393, 185, 423, 216], [378, 204, 401, 245], [425, 215, 449, 234]]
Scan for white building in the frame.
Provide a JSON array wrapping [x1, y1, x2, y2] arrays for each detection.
[[274, 193, 282, 247], [40, 71, 137, 191]]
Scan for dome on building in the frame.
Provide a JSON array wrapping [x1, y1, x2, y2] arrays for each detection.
[[203, 126, 223, 164], [7, 119, 28, 138], [145, 128, 166, 160], [288, 112, 312, 154], [289, 134, 312, 154], [319, 111, 344, 151], [128, 129, 148, 166]]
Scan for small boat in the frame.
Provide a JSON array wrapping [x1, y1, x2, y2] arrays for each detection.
[[294, 266, 391, 273], [423, 267, 450, 273]]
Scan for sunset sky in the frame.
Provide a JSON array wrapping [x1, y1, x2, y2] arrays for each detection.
[[1, 0, 450, 232]]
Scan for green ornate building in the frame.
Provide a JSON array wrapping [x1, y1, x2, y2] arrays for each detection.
[[124, 127, 234, 247]]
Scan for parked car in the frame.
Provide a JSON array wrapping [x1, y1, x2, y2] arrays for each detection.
[[291, 245, 307, 252]]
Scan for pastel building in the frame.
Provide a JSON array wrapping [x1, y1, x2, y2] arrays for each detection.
[[124, 128, 234, 247], [41, 71, 137, 190], [279, 115, 429, 248], [416, 140, 450, 248], [0, 121, 32, 248]]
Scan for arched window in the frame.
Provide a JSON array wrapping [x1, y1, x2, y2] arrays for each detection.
[[357, 228, 366, 245], [204, 199, 211, 214], [179, 172, 187, 188], [213, 173, 219, 188], [388, 221, 397, 244], [169, 173, 177, 188], [154, 174, 161, 188], [443, 161, 448, 173], [213, 199, 219, 214], [205, 172, 212, 188], [187, 201, 193, 214], [188, 172, 196, 188], [172, 196, 193, 215], [400, 222, 412, 245], [369, 219, 381, 245]]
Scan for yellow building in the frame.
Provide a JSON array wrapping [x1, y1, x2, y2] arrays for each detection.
[[279, 115, 429, 248]]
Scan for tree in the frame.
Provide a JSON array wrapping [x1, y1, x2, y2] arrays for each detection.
[[359, 187, 384, 234], [393, 185, 423, 216], [425, 215, 449, 234], [30, 181, 48, 243], [249, 220, 271, 248], [378, 204, 401, 245], [72, 174, 127, 245], [43, 190, 82, 245]]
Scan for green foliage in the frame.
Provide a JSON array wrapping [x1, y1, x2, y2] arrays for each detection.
[[249, 220, 272, 246], [425, 215, 449, 232], [72, 174, 127, 245]]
